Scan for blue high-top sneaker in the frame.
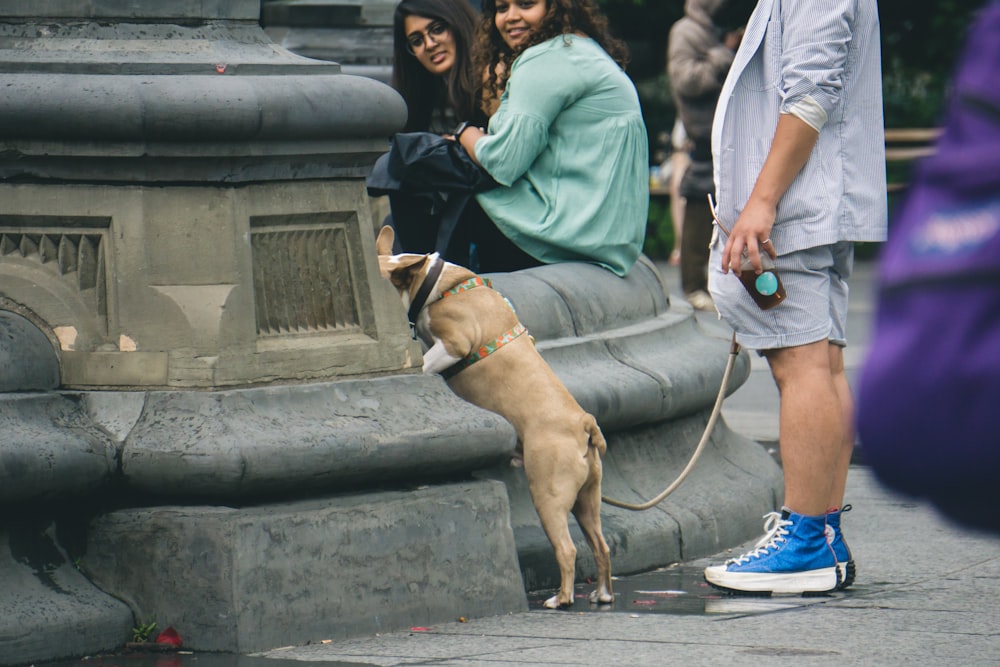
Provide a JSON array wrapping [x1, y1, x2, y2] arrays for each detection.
[[704, 508, 839, 595], [826, 504, 855, 589]]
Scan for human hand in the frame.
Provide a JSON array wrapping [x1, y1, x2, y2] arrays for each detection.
[[719, 197, 776, 276]]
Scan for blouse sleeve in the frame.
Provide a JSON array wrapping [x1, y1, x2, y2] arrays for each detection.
[[473, 42, 586, 187]]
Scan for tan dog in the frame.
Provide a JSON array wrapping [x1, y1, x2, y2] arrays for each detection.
[[375, 226, 613, 609]]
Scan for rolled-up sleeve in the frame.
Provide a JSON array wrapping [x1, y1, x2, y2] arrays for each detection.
[[779, 0, 853, 130], [474, 46, 584, 186]]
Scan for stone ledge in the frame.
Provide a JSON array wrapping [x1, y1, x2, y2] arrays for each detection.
[[0, 393, 116, 505], [83, 481, 528, 653], [120, 374, 516, 498], [1, 0, 260, 21]]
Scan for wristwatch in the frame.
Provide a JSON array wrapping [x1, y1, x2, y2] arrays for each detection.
[[453, 121, 473, 139]]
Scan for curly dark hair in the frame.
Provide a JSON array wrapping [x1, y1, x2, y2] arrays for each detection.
[[475, 0, 630, 108], [392, 0, 486, 131]]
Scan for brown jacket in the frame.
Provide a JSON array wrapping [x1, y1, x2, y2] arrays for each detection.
[[667, 0, 737, 145]]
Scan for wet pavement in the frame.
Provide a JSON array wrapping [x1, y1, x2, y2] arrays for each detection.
[[250, 465, 1000, 666], [524, 562, 834, 617]]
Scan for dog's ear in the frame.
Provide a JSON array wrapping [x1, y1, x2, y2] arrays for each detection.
[[388, 254, 429, 290], [376, 225, 395, 256]]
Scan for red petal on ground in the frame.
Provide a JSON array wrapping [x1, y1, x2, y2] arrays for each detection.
[[155, 627, 183, 646]]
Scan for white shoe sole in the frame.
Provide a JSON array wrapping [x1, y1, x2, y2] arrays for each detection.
[[704, 565, 839, 594]]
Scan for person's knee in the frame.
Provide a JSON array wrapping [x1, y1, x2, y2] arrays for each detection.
[[765, 340, 836, 389]]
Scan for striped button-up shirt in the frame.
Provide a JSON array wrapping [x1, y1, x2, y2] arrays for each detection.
[[711, 0, 888, 252]]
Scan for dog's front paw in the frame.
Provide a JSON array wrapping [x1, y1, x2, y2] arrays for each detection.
[[422, 339, 461, 375], [588, 589, 614, 605], [543, 594, 574, 610]]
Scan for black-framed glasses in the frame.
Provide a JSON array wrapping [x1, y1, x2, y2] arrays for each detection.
[[406, 21, 449, 54]]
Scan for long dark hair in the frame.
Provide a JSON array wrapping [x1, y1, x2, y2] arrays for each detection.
[[392, 0, 484, 131], [476, 0, 630, 106]]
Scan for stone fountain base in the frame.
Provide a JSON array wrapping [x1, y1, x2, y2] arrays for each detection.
[[0, 258, 782, 663]]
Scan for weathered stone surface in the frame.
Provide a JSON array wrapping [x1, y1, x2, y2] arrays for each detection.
[[120, 374, 516, 498], [0, 394, 116, 505], [0, 525, 132, 666], [85, 481, 528, 653], [0, 310, 59, 392], [0, 1, 412, 390], [2, 1, 260, 20], [0, 180, 420, 389], [262, 0, 398, 82]]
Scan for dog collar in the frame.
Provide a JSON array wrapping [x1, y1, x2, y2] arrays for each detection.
[[407, 254, 444, 327]]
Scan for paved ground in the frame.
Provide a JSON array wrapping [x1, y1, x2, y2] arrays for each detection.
[[248, 259, 1000, 666], [259, 465, 999, 666]]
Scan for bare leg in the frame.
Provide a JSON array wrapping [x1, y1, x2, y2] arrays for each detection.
[[827, 343, 853, 510], [765, 340, 846, 516], [669, 150, 689, 266]]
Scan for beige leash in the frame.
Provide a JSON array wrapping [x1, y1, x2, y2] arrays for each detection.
[[601, 332, 742, 511]]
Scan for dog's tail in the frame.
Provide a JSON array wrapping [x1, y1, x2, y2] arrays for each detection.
[[583, 413, 607, 458]]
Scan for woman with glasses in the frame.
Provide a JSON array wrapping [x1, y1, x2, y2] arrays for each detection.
[[453, 0, 649, 277], [382, 0, 543, 271], [391, 0, 485, 133]]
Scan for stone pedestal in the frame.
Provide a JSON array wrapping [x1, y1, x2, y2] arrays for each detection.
[[261, 0, 397, 82], [0, 0, 416, 390], [0, 3, 783, 664], [84, 482, 527, 654]]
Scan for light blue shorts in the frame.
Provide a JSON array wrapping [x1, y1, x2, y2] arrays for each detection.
[[708, 238, 854, 352]]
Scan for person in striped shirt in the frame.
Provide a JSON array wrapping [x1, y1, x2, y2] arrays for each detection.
[[703, 0, 887, 595]]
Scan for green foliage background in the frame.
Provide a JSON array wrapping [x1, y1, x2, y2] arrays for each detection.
[[594, 0, 987, 258]]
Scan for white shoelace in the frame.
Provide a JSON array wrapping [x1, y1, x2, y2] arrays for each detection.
[[726, 511, 791, 566]]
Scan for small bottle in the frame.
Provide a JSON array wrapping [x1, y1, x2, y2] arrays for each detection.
[[737, 253, 785, 310], [705, 193, 786, 310]]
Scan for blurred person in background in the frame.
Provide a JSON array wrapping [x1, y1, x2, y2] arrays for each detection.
[[667, 0, 753, 310]]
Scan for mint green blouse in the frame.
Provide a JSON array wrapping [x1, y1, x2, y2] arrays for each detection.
[[473, 35, 649, 277]]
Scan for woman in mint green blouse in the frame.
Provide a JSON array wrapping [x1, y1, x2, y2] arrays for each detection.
[[455, 0, 649, 277]]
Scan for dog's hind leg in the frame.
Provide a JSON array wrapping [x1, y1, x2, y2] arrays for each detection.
[[534, 502, 578, 609], [573, 478, 613, 605], [526, 432, 591, 609]]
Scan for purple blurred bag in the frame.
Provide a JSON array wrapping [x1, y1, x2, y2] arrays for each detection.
[[856, 2, 1000, 534]]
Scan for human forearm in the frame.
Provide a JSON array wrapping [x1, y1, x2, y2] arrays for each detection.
[[748, 113, 819, 208], [719, 113, 818, 274], [455, 123, 486, 167]]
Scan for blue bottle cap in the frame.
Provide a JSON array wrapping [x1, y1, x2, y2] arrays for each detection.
[[755, 272, 779, 296]]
